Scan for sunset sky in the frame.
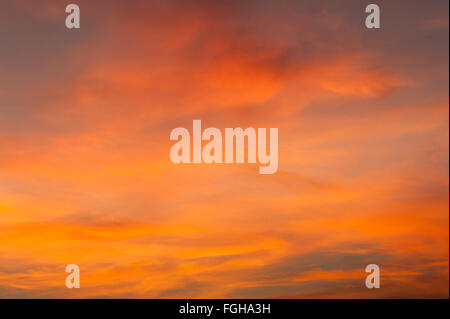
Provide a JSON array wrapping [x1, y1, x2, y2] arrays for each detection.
[[0, 0, 448, 298]]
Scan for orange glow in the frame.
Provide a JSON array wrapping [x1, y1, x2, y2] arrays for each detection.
[[0, 0, 448, 298]]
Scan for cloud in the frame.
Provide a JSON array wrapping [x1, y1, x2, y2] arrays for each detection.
[[0, 0, 448, 298]]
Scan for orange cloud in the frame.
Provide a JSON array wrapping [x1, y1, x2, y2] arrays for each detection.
[[0, 0, 448, 298]]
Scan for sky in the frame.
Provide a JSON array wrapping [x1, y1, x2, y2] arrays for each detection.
[[0, 0, 448, 298]]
